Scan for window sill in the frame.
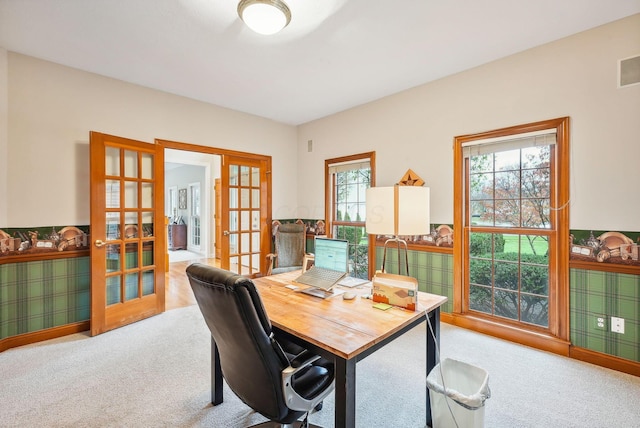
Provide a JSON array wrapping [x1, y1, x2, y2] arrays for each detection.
[[447, 312, 571, 356]]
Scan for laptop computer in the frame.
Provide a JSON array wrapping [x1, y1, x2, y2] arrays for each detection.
[[294, 237, 349, 298]]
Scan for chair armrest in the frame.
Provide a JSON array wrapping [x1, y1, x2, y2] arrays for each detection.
[[266, 253, 277, 276], [302, 253, 314, 273], [281, 351, 334, 412], [289, 349, 320, 369]]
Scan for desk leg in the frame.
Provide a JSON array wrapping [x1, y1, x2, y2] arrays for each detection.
[[211, 336, 223, 405], [426, 307, 440, 427], [334, 357, 356, 428]]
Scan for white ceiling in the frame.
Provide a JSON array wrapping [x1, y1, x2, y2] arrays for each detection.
[[1, 0, 639, 125]]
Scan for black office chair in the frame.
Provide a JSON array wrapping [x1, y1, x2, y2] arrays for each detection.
[[186, 263, 334, 428]]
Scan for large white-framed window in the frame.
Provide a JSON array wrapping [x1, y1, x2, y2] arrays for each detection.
[[454, 117, 570, 349], [167, 186, 178, 220], [188, 182, 201, 251]]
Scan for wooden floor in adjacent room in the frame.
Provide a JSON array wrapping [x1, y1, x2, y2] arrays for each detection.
[[165, 258, 219, 311]]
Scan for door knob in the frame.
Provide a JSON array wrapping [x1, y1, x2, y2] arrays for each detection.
[[223, 231, 230, 236], [94, 240, 106, 248]]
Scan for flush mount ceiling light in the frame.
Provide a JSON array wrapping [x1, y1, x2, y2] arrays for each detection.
[[237, 0, 292, 35]]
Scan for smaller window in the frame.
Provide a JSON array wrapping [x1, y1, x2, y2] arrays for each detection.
[[325, 153, 375, 279]]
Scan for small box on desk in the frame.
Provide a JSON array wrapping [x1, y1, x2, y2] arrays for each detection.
[[372, 272, 418, 311]]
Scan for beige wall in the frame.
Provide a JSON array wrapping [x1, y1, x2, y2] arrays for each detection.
[[3, 14, 640, 230], [4, 53, 297, 227], [297, 14, 640, 231], [0, 48, 8, 226]]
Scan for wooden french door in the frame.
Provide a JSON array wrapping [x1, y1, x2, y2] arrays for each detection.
[[220, 155, 270, 276], [215, 178, 221, 259], [89, 132, 165, 336]]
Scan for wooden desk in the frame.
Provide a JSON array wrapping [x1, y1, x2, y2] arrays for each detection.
[[209, 271, 447, 428]]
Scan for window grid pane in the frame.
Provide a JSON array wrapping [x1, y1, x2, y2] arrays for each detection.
[[467, 140, 553, 328], [329, 159, 371, 279]]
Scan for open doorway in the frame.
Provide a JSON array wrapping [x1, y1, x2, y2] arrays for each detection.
[[164, 149, 221, 264], [159, 139, 272, 277]]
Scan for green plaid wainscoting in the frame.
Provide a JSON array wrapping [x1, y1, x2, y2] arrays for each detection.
[[0, 257, 90, 339], [374, 247, 454, 314], [570, 268, 640, 362], [374, 248, 639, 363]]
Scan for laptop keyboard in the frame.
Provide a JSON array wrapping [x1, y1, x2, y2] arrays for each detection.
[[295, 267, 346, 289]]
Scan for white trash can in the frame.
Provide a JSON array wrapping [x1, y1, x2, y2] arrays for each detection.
[[426, 358, 491, 428]]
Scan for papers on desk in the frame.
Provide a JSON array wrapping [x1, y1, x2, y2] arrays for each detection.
[[373, 302, 393, 311], [337, 276, 371, 288]]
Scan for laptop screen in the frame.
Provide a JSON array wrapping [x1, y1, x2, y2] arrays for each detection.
[[313, 237, 349, 273]]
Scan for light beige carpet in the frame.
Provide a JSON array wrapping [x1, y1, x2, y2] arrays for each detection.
[[1, 305, 639, 427]]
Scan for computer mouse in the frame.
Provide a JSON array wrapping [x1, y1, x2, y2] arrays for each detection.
[[342, 292, 356, 300]]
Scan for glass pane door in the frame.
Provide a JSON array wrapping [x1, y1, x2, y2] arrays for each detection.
[[90, 132, 165, 335], [105, 149, 157, 302], [221, 156, 268, 276]]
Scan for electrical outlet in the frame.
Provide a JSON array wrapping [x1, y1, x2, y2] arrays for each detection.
[[595, 316, 605, 329], [611, 317, 625, 334]]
